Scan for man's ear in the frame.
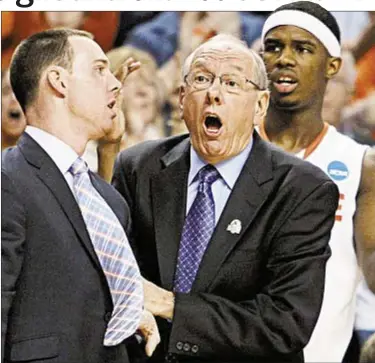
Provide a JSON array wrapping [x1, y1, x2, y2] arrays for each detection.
[[179, 84, 185, 115], [326, 57, 342, 79], [255, 90, 270, 119], [46, 66, 68, 97]]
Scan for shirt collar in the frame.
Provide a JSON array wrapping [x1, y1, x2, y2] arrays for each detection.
[[188, 137, 253, 189], [25, 125, 79, 175]]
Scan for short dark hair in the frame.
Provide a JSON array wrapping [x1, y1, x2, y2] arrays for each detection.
[[274, 1, 341, 44], [10, 28, 93, 112]]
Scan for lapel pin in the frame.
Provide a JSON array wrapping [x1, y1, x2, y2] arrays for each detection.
[[227, 219, 242, 234]]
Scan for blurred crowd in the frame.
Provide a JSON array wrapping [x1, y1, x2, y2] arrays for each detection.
[[1, 10, 375, 363], [2, 11, 375, 158]]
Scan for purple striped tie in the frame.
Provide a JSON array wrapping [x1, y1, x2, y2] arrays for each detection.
[[69, 157, 143, 346], [174, 164, 220, 293]]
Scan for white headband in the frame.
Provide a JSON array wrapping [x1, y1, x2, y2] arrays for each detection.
[[261, 10, 341, 57]]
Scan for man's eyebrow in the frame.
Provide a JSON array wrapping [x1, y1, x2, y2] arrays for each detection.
[[93, 59, 109, 66], [230, 64, 246, 73], [264, 38, 283, 44], [265, 37, 317, 47], [191, 60, 209, 70], [293, 39, 317, 47]]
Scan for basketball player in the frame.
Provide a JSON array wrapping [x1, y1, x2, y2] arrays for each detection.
[[259, 2, 375, 362]]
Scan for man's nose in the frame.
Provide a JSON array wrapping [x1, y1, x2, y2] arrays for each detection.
[[206, 78, 223, 105], [109, 72, 122, 94], [277, 47, 296, 67]]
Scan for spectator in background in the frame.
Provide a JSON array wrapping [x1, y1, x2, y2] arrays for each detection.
[[125, 12, 266, 67], [1, 11, 120, 70], [107, 46, 166, 149], [331, 11, 370, 46], [114, 12, 160, 47], [1, 68, 26, 150], [349, 12, 375, 145], [322, 51, 357, 131]]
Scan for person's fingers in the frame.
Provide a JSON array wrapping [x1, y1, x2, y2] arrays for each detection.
[[145, 328, 161, 356], [113, 57, 141, 83], [120, 59, 141, 83]]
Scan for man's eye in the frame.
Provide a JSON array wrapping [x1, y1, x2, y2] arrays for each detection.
[[97, 67, 105, 74], [225, 79, 240, 88], [264, 44, 281, 53], [297, 46, 311, 54], [194, 75, 210, 83]]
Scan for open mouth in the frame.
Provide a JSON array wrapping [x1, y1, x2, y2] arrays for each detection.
[[204, 115, 222, 137], [107, 100, 117, 118], [273, 76, 298, 94], [107, 100, 116, 109]]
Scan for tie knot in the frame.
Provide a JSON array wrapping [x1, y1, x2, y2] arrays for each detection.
[[69, 157, 89, 176], [198, 164, 220, 186]]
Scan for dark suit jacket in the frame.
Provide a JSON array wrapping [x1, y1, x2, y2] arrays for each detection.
[[113, 132, 339, 363], [1, 133, 133, 363]]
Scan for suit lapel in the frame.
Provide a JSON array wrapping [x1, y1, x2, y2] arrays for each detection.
[[18, 134, 103, 271], [192, 133, 274, 292], [151, 138, 190, 290]]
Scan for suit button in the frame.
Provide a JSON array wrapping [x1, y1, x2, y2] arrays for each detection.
[[183, 343, 191, 352], [104, 312, 112, 323], [192, 344, 199, 353], [165, 353, 177, 362], [176, 341, 183, 351]]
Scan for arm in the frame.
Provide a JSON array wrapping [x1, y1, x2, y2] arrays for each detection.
[[1, 172, 26, 356], [145, 181, 338, 359], [355, 147, 375, 293]]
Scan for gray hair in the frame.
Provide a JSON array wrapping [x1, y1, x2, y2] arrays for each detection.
[[182, 34, 269, 90]]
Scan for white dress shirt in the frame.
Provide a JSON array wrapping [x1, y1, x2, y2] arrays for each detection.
[[187, 138, 253, 225], [25, 126, 79, 192]]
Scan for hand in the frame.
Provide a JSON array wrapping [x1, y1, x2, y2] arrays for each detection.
[[137, 309, 161, 357], [100, 57, 141, 144], [143, 278, 175, 320]]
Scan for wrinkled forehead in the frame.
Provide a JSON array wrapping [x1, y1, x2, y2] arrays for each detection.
[[191, 44, 254, 74]]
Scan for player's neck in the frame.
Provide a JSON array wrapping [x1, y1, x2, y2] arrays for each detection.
[[264, 105, 325, 154]]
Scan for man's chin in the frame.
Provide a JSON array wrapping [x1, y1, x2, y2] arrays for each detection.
[[272, 96, 302, 111], [197, 140, 233, 164]]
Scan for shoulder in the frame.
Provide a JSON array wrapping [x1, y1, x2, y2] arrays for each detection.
[[116, 134, 189, 172], [1, 148, 26, 203], [264, 139, 334, 187], [2, 146, 24, 175]]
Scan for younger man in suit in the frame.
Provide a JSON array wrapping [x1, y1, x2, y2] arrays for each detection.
[[112, 33, 339, 362], [2, 28, 159, 362]]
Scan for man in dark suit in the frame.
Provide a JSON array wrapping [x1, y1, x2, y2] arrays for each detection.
[[1, 28, 159, 362], [112, 34, 339, 362]]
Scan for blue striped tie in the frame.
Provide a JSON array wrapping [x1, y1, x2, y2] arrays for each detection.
[[69, 157, 143, 346]]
